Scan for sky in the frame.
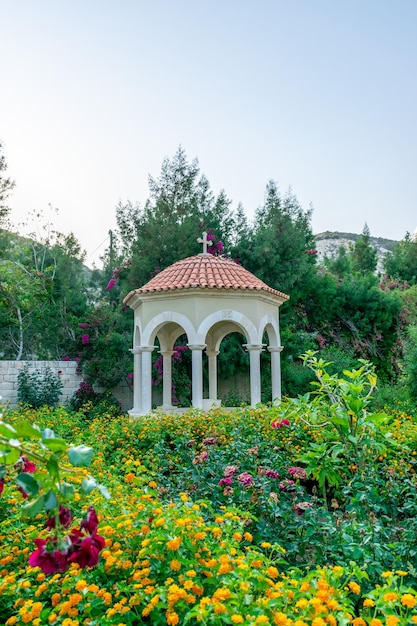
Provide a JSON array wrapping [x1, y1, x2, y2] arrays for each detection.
[[1, 1, 416, 267]]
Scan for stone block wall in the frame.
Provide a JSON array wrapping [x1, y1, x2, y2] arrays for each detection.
[[0, 361, 133, 413]]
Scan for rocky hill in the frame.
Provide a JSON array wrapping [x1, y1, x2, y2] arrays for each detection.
[[314, 231, 398, 274]]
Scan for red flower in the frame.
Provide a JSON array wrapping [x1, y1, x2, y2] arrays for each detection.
[[106, 278, 116, 290], [0, 478, 5, 496], [271, 418, 290, 428], [46, 506, 73, 530], [22, 458, 36, 473], [67, 533, 105, 569], [81, 507, 99, 535], [28, 538, 69, 574]]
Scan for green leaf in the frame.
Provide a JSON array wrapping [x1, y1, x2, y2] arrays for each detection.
[[42, 438, 68, 453], [22, 494, 45, 517], [16, 472, 39, 497], [46, 458, 59, 481], [0, 445, 21, 465], [97, 483, 111, 500], [81, 477, 98, 493], [13, 421, 41, 439], [42, 427, 58, 439], [44, 489, 58, 511], [81, 477, 111, 499], [68, 445, 94, 467], [0, 422, 17, 437], [59, 482, 75, 499]]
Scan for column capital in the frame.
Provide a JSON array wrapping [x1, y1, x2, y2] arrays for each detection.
[[130, 346, 157, 354], [243, 344, 265, 352], [187, 344, 206, 351], [267, 346, 284, 353], [159, 350, 175, 356], [206, 349, 220, 357]]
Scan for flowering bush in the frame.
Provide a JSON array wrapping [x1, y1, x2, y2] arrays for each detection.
[[2, 388, 417, 623]]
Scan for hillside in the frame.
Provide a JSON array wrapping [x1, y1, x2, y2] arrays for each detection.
[[314, 231, 398, 273]]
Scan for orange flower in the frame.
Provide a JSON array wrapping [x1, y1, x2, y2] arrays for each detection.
[[166, 537, 182, 551]]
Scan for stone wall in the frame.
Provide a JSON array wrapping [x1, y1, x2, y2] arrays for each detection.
[[0, 361, 133, 413]]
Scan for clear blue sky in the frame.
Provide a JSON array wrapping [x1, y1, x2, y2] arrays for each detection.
[[1, 1, 416, 266]]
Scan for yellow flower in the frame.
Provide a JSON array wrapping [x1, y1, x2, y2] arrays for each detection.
[[233, 532, 242, 541], [395, 570, 408, 576], [267, 566, 279, 579], [244, 532, 253, 542], [369, 621, 383, 626], [352, 619, 366, 626], [75, 580, 87, 591], [411, 618, 417, 624], [5, 618, 18, 625], [166, 537, 182, 551], [363, 598, 375, 607], [231, 616, 244, 624], [296, 599, 308, 609], [170, 559, 182, 571], [255, 617, 269, 624], [274, 613, 290, 625], [383, 592, 399, 602], [386, 617, 400, 626], [51, 593, 62, 607], [348, 581, 361, 594], [382, 571, 394, 578], [401, 593, 417, 608]]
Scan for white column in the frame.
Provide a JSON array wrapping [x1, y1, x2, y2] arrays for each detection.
[[268, 346, 284, 403], [141, 346, 156, 414], [206, 350, 219, 401], [244, 344, 264, 407], [161, 350, 175, 409], [129, 348, 142, 416], [188, 344, 206, 409]]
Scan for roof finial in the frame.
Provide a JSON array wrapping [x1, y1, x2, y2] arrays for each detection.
[[197, 231, 213, 255]]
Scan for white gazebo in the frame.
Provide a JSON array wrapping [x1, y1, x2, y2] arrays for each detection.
[[123, 233, 289, 416]]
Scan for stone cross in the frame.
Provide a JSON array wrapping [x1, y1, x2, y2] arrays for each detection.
[[197, 231, 213, 254]]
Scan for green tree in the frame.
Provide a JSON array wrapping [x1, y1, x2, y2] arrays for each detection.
[[0, 211, 92, 360], [351, 223, 378, 275], [0, 141, 15, 225], [323, 244, 353, 278], [116, 147, 236, 291], [236, 181, 317, 300], [383, 232, 417, 285]]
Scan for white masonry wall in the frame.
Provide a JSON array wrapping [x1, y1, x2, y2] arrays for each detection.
[[0, 361, 133, 413]]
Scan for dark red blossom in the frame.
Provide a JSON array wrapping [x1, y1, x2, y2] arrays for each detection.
[[67, 533, 105, 569], [46, 506, 73, 530], [28, 538, 69, 574], [81, 507, 99, 535], [21, 458, 36, 473], [271, 418, 290, 429]]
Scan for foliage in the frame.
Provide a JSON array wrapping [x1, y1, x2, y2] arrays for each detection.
[[0, 400, 108, 589], [384, 232, 417, 285], [0, 217, 91, 360], [68, 380, 123, 419], [17, 366, 64, 408], [0, 140, 15, 224], [115, 147, 238, 291], [3, 396, 417, 623], [350, 223, 378, 275], [403, 325, 417, 401]]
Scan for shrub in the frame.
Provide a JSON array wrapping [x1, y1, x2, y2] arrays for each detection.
[[17, 366, 63, 408]]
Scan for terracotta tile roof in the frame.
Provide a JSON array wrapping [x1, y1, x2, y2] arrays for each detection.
[[124, 254, 290, 301]]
